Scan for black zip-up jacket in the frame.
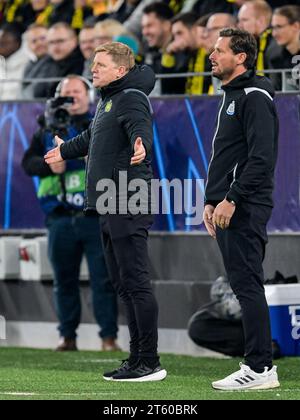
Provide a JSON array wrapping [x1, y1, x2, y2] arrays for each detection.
[[33, 48, 85, 99], [60, 65, 155, 211], [205, 69, 279, 208]]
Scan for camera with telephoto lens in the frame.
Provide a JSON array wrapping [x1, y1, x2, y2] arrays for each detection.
[[44, 96, 74, 130]]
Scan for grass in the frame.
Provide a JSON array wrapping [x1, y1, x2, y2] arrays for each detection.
[[0, 348, 299, 400]]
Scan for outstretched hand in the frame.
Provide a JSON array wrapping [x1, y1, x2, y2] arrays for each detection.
[[44, 136, 64, 165], [131, 137, 146, 166]]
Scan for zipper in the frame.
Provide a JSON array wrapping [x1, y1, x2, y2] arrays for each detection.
[[230, 163, 238, 188], [84, 101, 103, 209], [205, 92, 226, 189]]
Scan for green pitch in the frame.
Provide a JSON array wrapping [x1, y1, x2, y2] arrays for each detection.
[[0, 348, 299, 400]]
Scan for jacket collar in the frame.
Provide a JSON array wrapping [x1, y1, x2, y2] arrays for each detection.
[[100, 66, 136, 100], [222, 69, 256, 91]]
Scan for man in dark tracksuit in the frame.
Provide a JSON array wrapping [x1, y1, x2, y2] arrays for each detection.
[[23, 76, 119, 352], [45, 42, 167, 383], [203, 29, 280, 391]]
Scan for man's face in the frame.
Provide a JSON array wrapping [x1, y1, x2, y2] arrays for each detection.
[[209, 37, 243, 81], [47, 27, 77, 61], [238, 4, 258, 35], [204, 15, 234, 53], [59, 78, 90, 116], [195, 25, 207, 49], [79, 28, 96, 60], [0, 31, 20, 58], [272, 14, 300, 47], [27, 27, 48, 58], [30, 0, 48, 11], [171, 21, 196, 51], [142, 13, 170, 48], [91, 52, 126, 89]]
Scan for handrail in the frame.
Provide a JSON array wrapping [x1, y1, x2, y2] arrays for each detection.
[[0, 68, 298, 93], [0, 68, 297, 82]]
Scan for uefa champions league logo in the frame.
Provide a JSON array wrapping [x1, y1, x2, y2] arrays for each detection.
[[0, 315, 6, 340], [290, 306, 300, 340]]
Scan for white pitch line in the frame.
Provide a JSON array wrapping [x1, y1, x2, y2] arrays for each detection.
[[0, 393, 37, 396], [0, 392, 118, 397], [74, 359, 118, 364]]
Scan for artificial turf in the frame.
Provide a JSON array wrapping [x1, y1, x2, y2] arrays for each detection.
[[0, 348, 299, 400]]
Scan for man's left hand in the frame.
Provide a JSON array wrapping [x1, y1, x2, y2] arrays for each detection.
[[131, 137, 146, 166], [212, 199, 236, 230]]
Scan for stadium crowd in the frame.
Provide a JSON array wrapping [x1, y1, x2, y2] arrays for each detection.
[[0, 0, 299, 99]]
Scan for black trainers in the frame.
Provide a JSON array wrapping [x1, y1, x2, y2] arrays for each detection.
[[103, 359, 134, 381], [110, 360, 167, 382]]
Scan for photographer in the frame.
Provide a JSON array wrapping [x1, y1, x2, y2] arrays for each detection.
[[22, 75, 120, 352]]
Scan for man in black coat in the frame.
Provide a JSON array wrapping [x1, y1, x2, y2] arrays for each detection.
[[266, 5, 300, 91], [203, 29, 280, 391], [33, 22, 84, 98], [45, 42, 167, 383], [23, 75, 120, 353]]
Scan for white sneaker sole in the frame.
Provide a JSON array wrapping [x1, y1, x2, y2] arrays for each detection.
[[110, 369, 167, 383], [212, 380, 281, 391], [103, 375, 114, 382]]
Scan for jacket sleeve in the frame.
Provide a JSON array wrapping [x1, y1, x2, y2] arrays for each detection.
[[116, 91, 153, 156], [22, 131, 54, 178], [60, 125, 91, 160], [226, 91, 278, 205]]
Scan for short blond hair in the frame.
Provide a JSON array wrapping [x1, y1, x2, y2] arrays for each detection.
[[48, 22, 77, 38], [95, 42, 135, 70], [94, 19, 126, 39]]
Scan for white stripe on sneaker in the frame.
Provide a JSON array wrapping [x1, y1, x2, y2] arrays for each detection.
[[212, 364, 280, 391], [111, 369, 167, 383]]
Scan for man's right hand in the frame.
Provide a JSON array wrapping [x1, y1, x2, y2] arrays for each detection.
[[50, 161, 66, 174], [203, 205, 216, 239], [44, 135, 64, 165]]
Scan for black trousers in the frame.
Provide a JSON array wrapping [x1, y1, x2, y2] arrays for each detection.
[[216, 202, 273, 372], [100, 214, 159, 360]]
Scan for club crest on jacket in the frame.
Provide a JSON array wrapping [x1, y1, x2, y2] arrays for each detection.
[[105, 100, 113, 113], [226, 101, 235, 116]]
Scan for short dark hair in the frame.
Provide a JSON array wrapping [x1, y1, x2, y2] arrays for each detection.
[[143, 2, 174, 21], [171, 12, 199, 28], [274, 5, 300, 24], [48, 22, 77, 38], [0, 22, 22, 44], [196, 13, 213, 28], [219, 28, 257, 70], [80, 22, 96, 31]]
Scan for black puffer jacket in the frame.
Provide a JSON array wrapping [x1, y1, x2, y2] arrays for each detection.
[[60, 65, 155, 211], [205, 70, 279, 208], [33, 48, 84, 98]]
